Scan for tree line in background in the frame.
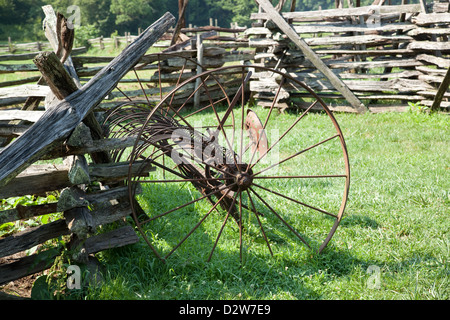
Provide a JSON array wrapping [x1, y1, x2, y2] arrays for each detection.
[[1, 0, 404, 44]]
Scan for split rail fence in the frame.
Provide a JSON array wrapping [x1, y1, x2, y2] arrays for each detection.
[[248, 0, 450, 112]]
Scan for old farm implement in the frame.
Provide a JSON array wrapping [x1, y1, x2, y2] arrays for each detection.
[[103, 61, 350, 261], [0, 7, 349, 288]]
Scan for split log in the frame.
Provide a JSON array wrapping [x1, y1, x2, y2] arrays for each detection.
[[0, 110, 44, 122], [64, 206, 94, 239], [83, 225, 139, 255], [416, 54, 450, 68], [251, 4, 422, 21], [0, 123, 30, 137], [0, 249, 60, 286], [0, 12, 175, 188], [42, 136, 140, 160], [0, 64, 38, 73], [57, 185, 141, 212], [304, 34, 413, 47], [255, 0, 368, 113], [290, 22, 417, 34], [33, 50, 109, 164], [0, 203, 58, 225], [64, 154, 91, 185], [431, 67, 450, 111], [407, 41, 450, 52], [0, 76, 41, 88], [412, 12, 450, 25], [0, 85, 50, 99], [0, 219, 70, 259]]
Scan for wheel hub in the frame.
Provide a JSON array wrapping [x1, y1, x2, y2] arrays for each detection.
[[223, 164, 253, 191], [235, 172, 253, 190]]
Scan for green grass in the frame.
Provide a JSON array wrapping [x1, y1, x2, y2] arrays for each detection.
[[79, 110, 449, 300]]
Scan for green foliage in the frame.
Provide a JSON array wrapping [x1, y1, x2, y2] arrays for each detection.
[[73, 24, 100, 48], [0, 194, 60, 237], [407, 101, 430, 114], [1, 0, 390, 41]]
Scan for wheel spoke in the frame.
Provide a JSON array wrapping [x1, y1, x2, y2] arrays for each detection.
[[246, 190, 273, 256], [133, 68, 151, 106], [253, 174, 347, 180], [249, 187, 310, 248], [115, 86, 133, 102], [239, 190, 243, 262], [164, 188, 233, 259], [167, 55, 188, 109], [239, 72, 246, 167], [173, 74, 212, 118], [208, 189, 240, 262], [246, 75, 286, 168], [200, 76, 239, 169], [253, 134, 340, 177], [216, 71, 252, 133], [137, 177, 231, 184], [252, 182, 338, 218], [249, 100, 318, 170], [183, 96, 228, 119]]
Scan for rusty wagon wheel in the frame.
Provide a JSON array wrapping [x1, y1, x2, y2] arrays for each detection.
[[105, 63, 350, 262]]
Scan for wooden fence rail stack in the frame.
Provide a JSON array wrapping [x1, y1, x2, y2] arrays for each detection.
[[247, 0, 450, 112]]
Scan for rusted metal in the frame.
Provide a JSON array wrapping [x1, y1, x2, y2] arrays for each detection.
[[245, 109, 268, 161], [103, 56, 350, 262]]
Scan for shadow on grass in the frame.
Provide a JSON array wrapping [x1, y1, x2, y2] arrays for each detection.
[[98, 182, 380, 299]]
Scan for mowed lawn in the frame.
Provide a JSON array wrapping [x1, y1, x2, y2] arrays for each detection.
[[81, 109, 448, 300]]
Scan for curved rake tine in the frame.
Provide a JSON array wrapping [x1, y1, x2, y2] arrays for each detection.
[[249, 187, 310, 249]]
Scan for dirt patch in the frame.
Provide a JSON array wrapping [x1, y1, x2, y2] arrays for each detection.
[[0, 252, 42, 299]]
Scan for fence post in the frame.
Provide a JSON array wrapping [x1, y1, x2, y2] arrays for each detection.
[[431, 67, 450, 112], [8, 37, 13, 53], [194, 33, 203, 108]]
